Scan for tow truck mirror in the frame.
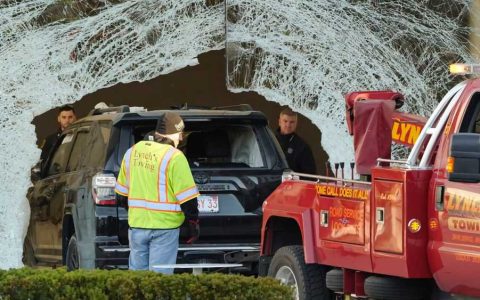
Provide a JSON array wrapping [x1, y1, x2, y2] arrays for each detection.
[[448, 133, 480, 183]]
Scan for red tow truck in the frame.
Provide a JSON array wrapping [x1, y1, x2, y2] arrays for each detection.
[[259, 64, 480, 300]]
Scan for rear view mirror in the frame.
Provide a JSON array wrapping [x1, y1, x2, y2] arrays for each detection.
[[448, 133, 480, 182]]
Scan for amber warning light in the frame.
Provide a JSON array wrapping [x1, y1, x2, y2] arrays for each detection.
[[429, 218, 439, 231], [408, 219, 422, 233], [449, 63, 480, 75], [446, 156, 455, 173]]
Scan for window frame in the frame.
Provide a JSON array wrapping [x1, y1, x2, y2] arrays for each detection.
[[459, 92, 480, 134], [65, 126, 91, 172], [43, 130, 76, 178]]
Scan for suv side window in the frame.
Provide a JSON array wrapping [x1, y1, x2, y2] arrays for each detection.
[[64, 122, 112, 172], [67, 128, 90, 172], [47, 133, 74, 176], [85, 122, 111, 169]]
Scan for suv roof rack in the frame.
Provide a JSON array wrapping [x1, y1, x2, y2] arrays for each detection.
[[88, 105, 130, 116], [169, 103, 253, 111], [212, 104, 253, 111], [170, 103, 211, 110]]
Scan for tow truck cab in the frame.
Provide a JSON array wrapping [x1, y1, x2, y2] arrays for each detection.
[[260, 65, 480, 299]]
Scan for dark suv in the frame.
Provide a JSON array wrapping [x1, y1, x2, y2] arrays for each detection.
[[25, 105, 287, 272]]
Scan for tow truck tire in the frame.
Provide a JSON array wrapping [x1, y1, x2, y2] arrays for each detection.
[[326, 268, 343, 293], [268, 245, 333, 300], [364, 275, 430, 300], [66, 235, 79, 271]]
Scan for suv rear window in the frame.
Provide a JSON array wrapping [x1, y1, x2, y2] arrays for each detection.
[[128, 121, 266, 169], [183, 125, 264, 168]]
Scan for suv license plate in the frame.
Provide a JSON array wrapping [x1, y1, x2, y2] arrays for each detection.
[[198, 195, 219, 213]]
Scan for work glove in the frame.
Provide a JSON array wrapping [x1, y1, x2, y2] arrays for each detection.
[[186, 219, 200, 244]]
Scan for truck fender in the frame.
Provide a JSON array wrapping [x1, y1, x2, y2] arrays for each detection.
[[301, 209, 317, 264], [263, 210, 317, 263]]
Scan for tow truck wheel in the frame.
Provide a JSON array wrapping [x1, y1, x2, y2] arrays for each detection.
[[66, 235, 79, 271], [268, 245, 333, 300]]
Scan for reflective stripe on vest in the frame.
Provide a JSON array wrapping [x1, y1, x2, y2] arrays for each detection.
[[115, 182, 128, 195], [128, 199, 181, 212], [127, 142, 187, 229], [125, 146, 133, 186], [114, 147, 132, 195], [176, 186, 200, 203], [158, 147, 177, 202]]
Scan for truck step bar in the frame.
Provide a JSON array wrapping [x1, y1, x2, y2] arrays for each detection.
[[99, 244, 260, 253]]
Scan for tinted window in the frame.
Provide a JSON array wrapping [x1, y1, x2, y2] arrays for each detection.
[[47, 133, 74, 176], [184, 125, 265, 168], [67, 130, 89, 172], [85, 122, 111, 168], [460, 93, 480, 134], [129, 122, 267, 168]]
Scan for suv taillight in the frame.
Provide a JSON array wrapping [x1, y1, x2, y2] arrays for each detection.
[[92, 173, 117, 205]]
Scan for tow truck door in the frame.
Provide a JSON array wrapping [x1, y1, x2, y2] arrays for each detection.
[[429, 91, 480, 296]]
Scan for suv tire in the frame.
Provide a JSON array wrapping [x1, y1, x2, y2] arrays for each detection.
[[268, 245, 333, 300], [66, 234, 79, 271]]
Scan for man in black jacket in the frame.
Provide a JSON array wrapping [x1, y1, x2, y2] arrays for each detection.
[[275, 108, 316, 174], [40, 104, 77, 163]]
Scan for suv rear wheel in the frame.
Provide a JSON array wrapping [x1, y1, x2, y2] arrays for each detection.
[[267, 245, 333, 300], [66, 235, 79, 271]]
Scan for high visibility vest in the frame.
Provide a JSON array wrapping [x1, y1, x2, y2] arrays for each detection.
[[114, 141, 199, 229]]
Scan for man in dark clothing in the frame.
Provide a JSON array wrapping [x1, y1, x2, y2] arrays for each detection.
[[40, 104, 77, 163], [275, 108, 317, 174]]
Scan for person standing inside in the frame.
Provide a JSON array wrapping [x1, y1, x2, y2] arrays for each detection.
[[276, 107, 317, 174], [40, 104, 77, 163], [114, 112, 200, 274]]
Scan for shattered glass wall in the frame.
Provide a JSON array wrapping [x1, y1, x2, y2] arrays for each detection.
[[0, 0, 224, 268], [226, 0, 477, 165], [0, 0, 477, 268]]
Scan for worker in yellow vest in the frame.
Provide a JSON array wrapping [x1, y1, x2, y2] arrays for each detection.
[[115, 112, 199, 274]]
